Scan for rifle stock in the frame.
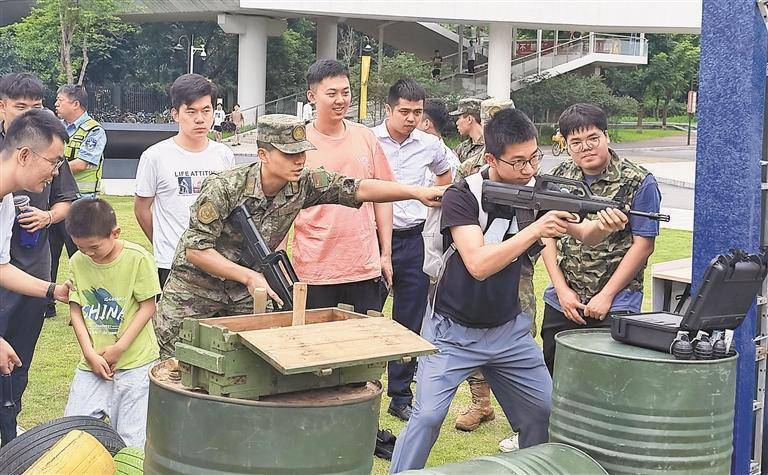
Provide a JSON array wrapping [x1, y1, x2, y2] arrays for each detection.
[[231, 204, 299, 310]]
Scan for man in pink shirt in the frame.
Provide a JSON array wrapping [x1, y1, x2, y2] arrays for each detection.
[[292, 59, 395, 314]]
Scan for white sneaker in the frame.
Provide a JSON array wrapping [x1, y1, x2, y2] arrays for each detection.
[[498, 434, 519, 453]]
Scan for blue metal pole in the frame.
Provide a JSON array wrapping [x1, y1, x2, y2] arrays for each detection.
[[694, 1, 767, 473]]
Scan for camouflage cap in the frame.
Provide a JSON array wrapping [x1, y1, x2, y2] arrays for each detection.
[[480, 98, 516, 123], [449, 97, 482, 116], [257, 114, 316, 154]]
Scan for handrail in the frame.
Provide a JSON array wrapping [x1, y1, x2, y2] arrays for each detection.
[[239, 91, 305, 115]]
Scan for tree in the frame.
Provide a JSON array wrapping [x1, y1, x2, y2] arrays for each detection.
[[645, 39, 699, 128], [604, 67, 650, 130], [513, 72, 636, 124], [7, 0, 132, 85]]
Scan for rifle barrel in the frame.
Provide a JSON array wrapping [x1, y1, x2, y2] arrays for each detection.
[[627, 209, 671, 222]]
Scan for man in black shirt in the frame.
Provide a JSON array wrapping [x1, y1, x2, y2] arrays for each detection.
[[390, 109, 628, 473], [0, 73, 78, 445]]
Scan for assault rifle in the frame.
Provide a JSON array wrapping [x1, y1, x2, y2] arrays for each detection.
[[231, 204, 299, 310], [481, 174, 670, 222]]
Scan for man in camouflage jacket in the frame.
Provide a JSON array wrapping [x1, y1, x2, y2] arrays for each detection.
[[154, 114, 445, 358], [540, 103, 662, 375]]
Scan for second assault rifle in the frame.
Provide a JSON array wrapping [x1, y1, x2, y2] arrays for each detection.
[[232, 204, 299, 310], [482, 174, 671, 222]]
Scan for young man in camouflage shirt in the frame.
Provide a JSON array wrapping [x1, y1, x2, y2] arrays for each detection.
[[541, 103, 661, 374], [154, 114, 445, 358]]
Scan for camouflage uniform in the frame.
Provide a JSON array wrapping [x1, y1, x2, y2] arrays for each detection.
[[155, 114, 362, 358], [549, 149, 650, 301], [450, 98, 485, 165]]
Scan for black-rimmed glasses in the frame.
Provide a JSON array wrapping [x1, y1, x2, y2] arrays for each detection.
[[20, 147, 65, 170], [496, 148, 544, 171]]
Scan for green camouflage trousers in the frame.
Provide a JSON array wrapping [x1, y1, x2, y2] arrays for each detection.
[[154, 277, 254, 359]]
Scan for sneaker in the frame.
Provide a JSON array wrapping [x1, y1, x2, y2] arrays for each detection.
[[387, 403, 413, 421], [374, 428, 396, 460], [499, 434, 519, 453]]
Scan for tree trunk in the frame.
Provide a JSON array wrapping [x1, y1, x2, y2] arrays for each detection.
[[636, 104, 644, 132], [661, 96, 670, 129], [654, 96, 660, 121], [59, 9, 74, 84], [77, 33, 88, 85]]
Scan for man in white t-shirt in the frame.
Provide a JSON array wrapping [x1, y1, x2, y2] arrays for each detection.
[[134, 74, 234, 288], [0, 109, 72, 374], [213, 103, 225, 142]]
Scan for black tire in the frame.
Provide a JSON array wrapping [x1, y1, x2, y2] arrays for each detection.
[[0, 415, 126, 474]]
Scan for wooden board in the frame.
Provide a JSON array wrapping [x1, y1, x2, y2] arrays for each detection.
[[237, 317, 437, 375], [651, 257, 692, 284]]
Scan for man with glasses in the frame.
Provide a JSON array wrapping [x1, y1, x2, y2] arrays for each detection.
[[0, 73, 78, 445], [390, 108, 628, 473], [450, 98, 543, 435], [0, 108, 73, 444], [540, 103, 661, 375], [48, 84, 107, 317]]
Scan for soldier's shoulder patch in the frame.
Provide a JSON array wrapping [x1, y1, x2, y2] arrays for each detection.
[[197, 201, 219, 224], [309, 169, 330, 190]]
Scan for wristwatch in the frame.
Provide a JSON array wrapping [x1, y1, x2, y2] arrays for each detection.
[[46, 283, 56, 300]]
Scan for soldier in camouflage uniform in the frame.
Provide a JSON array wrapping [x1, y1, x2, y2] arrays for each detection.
[[453, 97, 540, 433], [450, 98, 485, 164], [155, 114, 445, 358], [540, 103, 661, 375]]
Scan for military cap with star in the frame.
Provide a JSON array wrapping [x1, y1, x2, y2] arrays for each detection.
[[257, 114, 316, 154], [480, 97, 515, 123], [449, 97, 482, 116]]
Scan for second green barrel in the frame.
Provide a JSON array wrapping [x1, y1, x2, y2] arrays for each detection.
[[549, 329, 736, 475], [400, 443, 607, 474]]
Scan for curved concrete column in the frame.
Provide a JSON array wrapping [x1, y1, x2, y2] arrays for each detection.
[[316, 17, 338, 59], [487, 22, 513, 99]]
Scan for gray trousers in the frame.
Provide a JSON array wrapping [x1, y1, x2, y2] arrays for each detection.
[[390, 312, 552, 473]]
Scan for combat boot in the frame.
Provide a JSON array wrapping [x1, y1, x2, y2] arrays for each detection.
[[455, 379, 495, 431]]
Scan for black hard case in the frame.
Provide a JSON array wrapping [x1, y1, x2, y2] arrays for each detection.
[[611, 250, 768, 353]]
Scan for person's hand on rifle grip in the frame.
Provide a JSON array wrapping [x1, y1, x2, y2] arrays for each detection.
[[245, 270, 284, 308], [594, 208, 628, 233], [533, 211, 577, 239]]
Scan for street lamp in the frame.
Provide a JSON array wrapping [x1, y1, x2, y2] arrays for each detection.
[[173, 34, 207, 75]]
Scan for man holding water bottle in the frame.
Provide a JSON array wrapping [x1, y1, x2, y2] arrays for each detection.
[[0, 73, 78, 445]]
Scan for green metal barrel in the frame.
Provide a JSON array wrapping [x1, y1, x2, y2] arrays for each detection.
[[144, 360, 382, 474], [400, 443, 607, 474], [550, 329, 736, 475]]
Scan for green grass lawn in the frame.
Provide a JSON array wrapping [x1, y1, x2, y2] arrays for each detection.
[[21, 196, 693, 473], [608, 128, 687, 143]]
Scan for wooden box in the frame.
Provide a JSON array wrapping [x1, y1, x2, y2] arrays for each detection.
[[176, 306, 436, 399]]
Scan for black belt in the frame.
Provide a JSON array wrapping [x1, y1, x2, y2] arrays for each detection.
[[393, 223, 424, 236]]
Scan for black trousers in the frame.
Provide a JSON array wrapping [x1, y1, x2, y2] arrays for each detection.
[[387, 226, 430, 407], [0, 293, 47, 445], [48, 220, 77, 285], [541, 303, 614, 376], [306, 277, 387, 315]]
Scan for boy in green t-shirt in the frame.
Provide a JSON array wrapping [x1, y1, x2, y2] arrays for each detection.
[[63, 198, 160, 448]]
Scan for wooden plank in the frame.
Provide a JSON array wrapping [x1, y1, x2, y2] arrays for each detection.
[[195, 308, 363, 333], [175, 343, 226, 375], [651, 257, 692, 284], [292, 283, 307, 326], [251, 287, 268, 314], [237, 318, 436, 375]]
